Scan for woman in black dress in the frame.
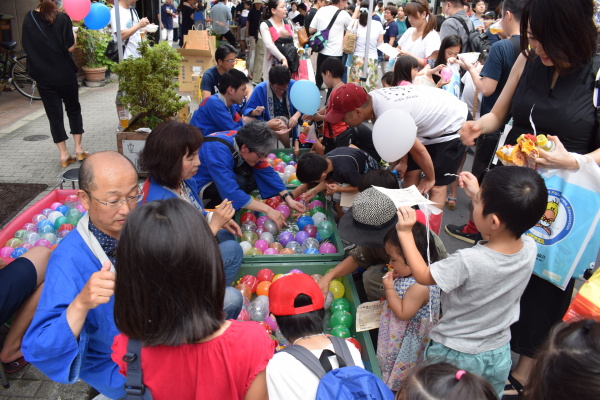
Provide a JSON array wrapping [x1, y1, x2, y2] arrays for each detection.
[[22, 0, 87, 167], [178, 0, 198, 47], [460, 0, 598, 396]]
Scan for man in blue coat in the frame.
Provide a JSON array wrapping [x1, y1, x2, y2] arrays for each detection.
[[22, 152, 139, 399], [194, 122, 306, 227]]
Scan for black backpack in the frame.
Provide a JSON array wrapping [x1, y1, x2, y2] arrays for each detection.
[[451, 15, 491, 54], [265, 19, 300, 73]]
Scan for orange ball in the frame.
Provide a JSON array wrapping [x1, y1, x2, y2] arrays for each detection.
[[273, 158, 283, 165], [256, 281, 272, 297], [235, 283, 252, 299], [280, 248, 295, 255]]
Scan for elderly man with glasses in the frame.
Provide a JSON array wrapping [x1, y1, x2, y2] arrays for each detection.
[[194, 122, 306, 228], [22, 151, 139, 399]]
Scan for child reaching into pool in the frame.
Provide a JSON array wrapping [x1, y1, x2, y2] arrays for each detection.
[[377, 222, 441, 391], [394, 166, 547, 398]]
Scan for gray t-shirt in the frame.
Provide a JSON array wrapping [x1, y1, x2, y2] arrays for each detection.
[[439, 10, 474, 53], [211, 2, 232, 35], [429, 235, 537, 354]]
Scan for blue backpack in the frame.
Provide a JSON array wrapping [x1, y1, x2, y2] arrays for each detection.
[[281, 336, 394, 400]]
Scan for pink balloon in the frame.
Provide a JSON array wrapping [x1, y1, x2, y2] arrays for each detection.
[[254, 239, 269, 252], [64, 0, 92, 21], [275, 204, 290, 218], [263, 248, 279, 255], [440, 67, 453, 81]]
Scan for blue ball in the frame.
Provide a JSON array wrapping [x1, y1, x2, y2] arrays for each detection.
[[37, 219, 54, 230], [303, 247, 320, 254], [11, 247, 27, 258], [297, 215, 314, 231], [56, 205, 69, 215]]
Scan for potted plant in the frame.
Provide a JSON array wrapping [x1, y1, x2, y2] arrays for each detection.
[[112, 40, 188, 130], [76, 24, 115, 84]]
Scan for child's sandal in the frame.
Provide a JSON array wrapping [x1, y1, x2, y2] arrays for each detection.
[[445, 197, 457, 211]]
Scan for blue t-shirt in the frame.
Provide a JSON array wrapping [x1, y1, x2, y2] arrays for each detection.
[[383, 21, 399, 46], [396, 18, 407, 38], [479, 36, 520, 115], [200, 66, 222, 96], [161, 3, 177, 30]]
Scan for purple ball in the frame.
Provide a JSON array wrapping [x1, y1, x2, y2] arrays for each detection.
[[255, 226, 266, 236], [41, 208, 53, 217], [295, 230, 310, 244], [287, 161, 297, 166], [265, 315, 278, 331], [304, 224, 317, 238], [319, 243, 337, 254], [279, 231, 294, 246], [267, 153, 277, 160], [254, 239, 269, 252], [309, 200, 324, 209], [263, 248, 279, 255], [256, 216, 269, 227], [275, 204, 291, 218], [289, 269, 303, 274]]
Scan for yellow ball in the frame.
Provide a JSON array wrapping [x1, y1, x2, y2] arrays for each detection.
[[329, 280, 345, 299], [272, 273, 285, 282], [287, 173, 298, 183]]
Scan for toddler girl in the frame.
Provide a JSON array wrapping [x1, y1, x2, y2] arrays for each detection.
[[377, 222, 441, 391]]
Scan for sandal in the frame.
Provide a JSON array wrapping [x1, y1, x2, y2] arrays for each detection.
[[76, 151, 90, 161], [60, 155, 76, 168], [2, 356, 28, 373], [502, 372, 525, 399], [445, 196, 457, 211]]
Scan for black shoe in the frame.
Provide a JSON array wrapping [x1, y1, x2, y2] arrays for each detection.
[[445, 224, 478, 244]]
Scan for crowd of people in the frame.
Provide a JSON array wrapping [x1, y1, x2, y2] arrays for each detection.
[[2, 0, 600, 399]]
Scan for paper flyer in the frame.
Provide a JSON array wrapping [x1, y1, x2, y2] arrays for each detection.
[[372, 185, 437, 207], [377, 43, 400, 59], [356, 300, 385, 332]]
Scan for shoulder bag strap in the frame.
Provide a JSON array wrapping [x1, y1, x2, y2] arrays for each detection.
[[329, 336, 355, 367], [123, 339, 153, 400], [204, 136, 240, 161], [29, 11, 77, 71], [280, 345, 328, 378], [450, 15, 471, 35], [326, 10, 342, 31]]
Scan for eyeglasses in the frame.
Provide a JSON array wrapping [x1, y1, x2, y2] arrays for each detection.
[[85, 188, 144, 209], [271, 84, 288, 92], [254, 151, 267, 160], [223, 58, 237, 64]]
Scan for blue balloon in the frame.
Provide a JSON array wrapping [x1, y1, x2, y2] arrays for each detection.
[[290, 80, 320, 115], [84, 3, 111, 30]]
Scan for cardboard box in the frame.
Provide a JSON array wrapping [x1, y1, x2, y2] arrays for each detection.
[[191, 75, 202, 104], [177, 30, 216, 92]]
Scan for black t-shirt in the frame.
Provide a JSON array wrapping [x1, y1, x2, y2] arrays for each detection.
[[21, 11, 76, 85], [305, 7, 318, 32], [292, 14, 305, 27], [247, 7, 263, 37], [325, 147, 380, 187]]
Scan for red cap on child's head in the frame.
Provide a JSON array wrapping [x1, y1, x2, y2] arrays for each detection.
[[269, 273, 325, 316], [325, 84, 369, 124]]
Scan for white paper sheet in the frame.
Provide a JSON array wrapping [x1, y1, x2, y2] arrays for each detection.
[[377, 43, 400, 59], [372, 185, 437, 207]]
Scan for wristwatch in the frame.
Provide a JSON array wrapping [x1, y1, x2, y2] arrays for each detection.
[[280, 192, 292, 202]]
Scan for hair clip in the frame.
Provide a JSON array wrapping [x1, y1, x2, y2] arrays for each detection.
[[455, 370, 466, 380]]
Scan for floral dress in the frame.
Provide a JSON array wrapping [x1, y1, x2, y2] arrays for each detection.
[[377, 276, 440, 391]]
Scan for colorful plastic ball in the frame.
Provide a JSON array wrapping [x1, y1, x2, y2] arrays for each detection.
[[41, 208, 54, 217], [32, 214, 47, 224], [329, 280, 345, 299], [301, 237, 320, 251], [36, 219, 53, 231], [241, 220, 257, 232], [280, 248, 295, 255], [64, 194, 79, 207], [330, 325, 352, 338], [11, 247, 27, 258], [267, 153, 277, 160], [237, 308, 251, 321], [347, 337, 362, 353], [276, 152, 286, 159], [303, 224, 317, 238], [21, 243, 34, 250], [23, 232, 41, 245], [257, 268, 275, 282], [257, 321, 273, 335], [76, 204, 86, 214], [265, 197, 281, 209], [311, 274, 323, 282], [289, 268, 303, 274], [286, 241, 302, 254], [259, 232, 275, 244], [309, 200, 324, 209], [265, 315, 278, 332], [66, 208, 82, 219], [50, 202, 63, 211], [242, 295, 251, 310], [256, 216, 269, 227], [235, 283, 252, 299], [275, 204, 291, 218], [58, 230, 71, 239], [273, 158, 283, 166], [282, 154, 292, 163], [284, 165, 296, 175], [310, 206, 325, 216], [247, 247, 263, 256], [274, 164, 285, 173], [256, 281, 272, 296], [47, 211, 64, 224], [41, 233, 58, 244], [241, 231, 259, 245], [324, 291, 334, 309], [248, 296, 269, 322], [38, 224, 56, 234], [240, 275, 259, 292], [311, 212, 327, 227], [0, 247, 14, 257], [272, 273, 285, 282], [295, 230, 310, 245], [287, 173, 298, 183], [58, 224, 74, 232], [297, 215, 315, 231], [240, 212, 257, 223], [255, 226, 266, 236], [254, 239, 269, 253], [34, 239, 52, 248], [13, 230, 27, 239], [56, 205, 69, 215], [263, 247, 279, 255], [331, 310, 353, 328], [289, 179, 302, 186], [269, 242, 284, 252], [54, 216, 68, 230], [319, 243, 337, 254], [331, 298, 351, 313], [325, 268, 343, 282], [278, 231, 294, 246], [303, 248, 320, 254], [317, 221, 335, 240], [50, 244, 58, 250], [263, 219, 279, 236]]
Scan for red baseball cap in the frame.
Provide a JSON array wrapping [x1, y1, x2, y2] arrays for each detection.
[[325, 83, 369, 124], [269, 273, 325, 316]]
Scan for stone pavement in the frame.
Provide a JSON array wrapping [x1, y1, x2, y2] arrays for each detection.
[[0, 76, 474, 398]]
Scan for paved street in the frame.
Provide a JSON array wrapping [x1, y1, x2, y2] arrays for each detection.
[[0, 77, 473, 398]]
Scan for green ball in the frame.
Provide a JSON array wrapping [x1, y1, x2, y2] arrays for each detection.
[[309, 206, 325, 216], [289, 179, 301, 186], [277, 152, 286, 159], [241, 231, 258, 245], [282, 154, 292, 163], [314, 193, 325, 202], [331, 298, 351, 313], [330, 325, 351, 338], [330, 310, 353, 328], [54, 216, 68, 230]]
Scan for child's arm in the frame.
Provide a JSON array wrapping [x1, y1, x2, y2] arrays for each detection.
[[396, 207, 437, 286], [326, 183, 358, 194], [383, 272, 431, 321]]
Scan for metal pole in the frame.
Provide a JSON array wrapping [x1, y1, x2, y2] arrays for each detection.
[[115, 1, 124, 62], [360, 0, 375, 81]]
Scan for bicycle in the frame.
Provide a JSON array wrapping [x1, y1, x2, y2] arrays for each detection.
[[0, 41, 41, 100]]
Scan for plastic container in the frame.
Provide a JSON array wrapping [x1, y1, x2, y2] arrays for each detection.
[[268, 147, 309, 189], [235, 262, 381, 378]]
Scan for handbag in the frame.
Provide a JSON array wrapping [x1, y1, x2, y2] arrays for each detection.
[[105, 8, 135, 63], [308, 10, 341, 53], [342, 20, 358, 55], [297, 26, 309, 47]]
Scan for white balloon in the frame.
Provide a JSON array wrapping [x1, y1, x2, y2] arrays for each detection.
[[372, 110, 417, 162]]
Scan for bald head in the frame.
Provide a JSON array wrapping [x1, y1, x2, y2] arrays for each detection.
[[79, 151, 136, 192]]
